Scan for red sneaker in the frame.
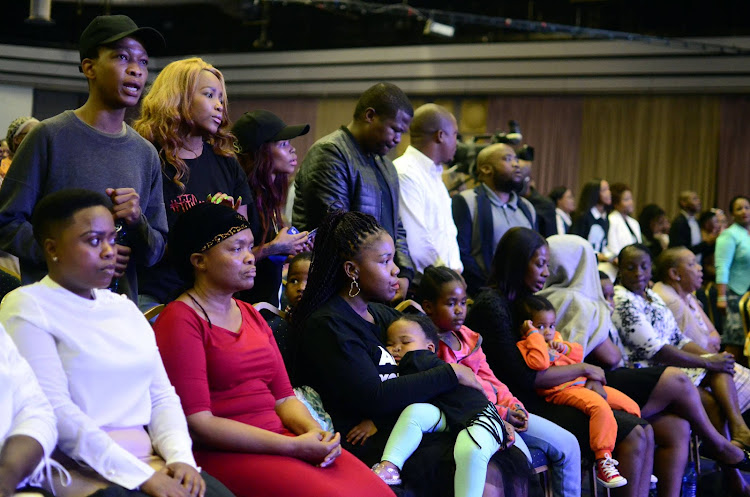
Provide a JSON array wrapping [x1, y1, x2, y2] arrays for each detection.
[[596, 454, 628, 488]]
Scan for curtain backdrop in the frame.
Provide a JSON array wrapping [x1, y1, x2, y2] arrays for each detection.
[[718, 96, 750, 213], [580, 96, 720, 219], [487, 96, 583, 198]]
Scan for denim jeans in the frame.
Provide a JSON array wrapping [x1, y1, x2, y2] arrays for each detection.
[[518, 413, 582, 497]]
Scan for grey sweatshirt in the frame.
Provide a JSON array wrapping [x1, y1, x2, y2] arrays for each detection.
[[0, 110, 168, 301]]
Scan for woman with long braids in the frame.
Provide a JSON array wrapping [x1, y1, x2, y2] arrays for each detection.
[[292, 210, 536, 497], [152, 203, 393, 497]]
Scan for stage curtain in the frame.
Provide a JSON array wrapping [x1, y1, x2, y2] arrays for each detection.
[[717, 96, 750, 213], [486, 96, 583, 198], [580, 96, 720, 219]]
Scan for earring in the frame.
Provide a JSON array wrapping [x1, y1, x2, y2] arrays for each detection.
[[348, 277, 361, 298], [52, 256, 58, 262], [676, 276, 681, 281]]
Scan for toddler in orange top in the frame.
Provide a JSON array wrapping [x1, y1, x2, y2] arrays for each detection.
[[516, 295, 640, 489]]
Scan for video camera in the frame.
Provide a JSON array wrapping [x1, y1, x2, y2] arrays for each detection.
[[449, 120, 534, 176]]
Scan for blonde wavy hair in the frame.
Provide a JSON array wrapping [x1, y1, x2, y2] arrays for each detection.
[[133, 57, 235, 191]]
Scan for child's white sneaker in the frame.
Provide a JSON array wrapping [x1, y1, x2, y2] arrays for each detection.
[[595, 454, 628, 488]]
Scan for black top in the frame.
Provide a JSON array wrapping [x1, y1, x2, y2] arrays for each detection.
[[237, 207, 283, 307], [571, 210, 609, 254], [138, 144, 253, 303], [292, 126, 414, 281], [526, 188, 557, 238], [399, 349, 495, 430], [297, 295, 458, 435]]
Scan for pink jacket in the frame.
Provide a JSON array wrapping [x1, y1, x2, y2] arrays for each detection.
[[437, 325, 525, 420]]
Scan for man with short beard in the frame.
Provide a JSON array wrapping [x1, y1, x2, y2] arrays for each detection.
[[452, 143, 537, 295]]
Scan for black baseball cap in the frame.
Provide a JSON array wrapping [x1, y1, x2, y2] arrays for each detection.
[[79, 15, 165, 62], [232, 110, 310, 153]]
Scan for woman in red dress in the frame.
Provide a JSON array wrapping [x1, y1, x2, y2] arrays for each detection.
[[153, 203, 394, 497]]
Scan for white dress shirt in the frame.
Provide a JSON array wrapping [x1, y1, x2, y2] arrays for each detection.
[[0, 326, 57, 487], [608, 210, 643, 257], [395, 145, 463, 274], [0, 277, 197, 490]]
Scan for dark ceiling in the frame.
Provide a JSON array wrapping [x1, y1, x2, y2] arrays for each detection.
[[3, 1, 750, 56]]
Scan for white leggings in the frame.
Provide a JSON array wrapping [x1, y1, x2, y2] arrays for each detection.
[[381, 403, 505, 497]]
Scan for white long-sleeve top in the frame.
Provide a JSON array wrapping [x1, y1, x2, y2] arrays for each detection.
[[0, 277, 197, 490], [0, 325, 57, 487], [607, 210, 642, 258], [394, 145, 463, 274]]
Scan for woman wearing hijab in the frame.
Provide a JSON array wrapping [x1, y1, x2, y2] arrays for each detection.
[[539, 235, 750, 496]]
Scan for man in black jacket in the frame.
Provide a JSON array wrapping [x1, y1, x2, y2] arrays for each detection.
[[669, 190, 714, 262], [293, 82, 415, 300]]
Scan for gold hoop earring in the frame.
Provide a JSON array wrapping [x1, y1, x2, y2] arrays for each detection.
[[348, 277, 361, 298]]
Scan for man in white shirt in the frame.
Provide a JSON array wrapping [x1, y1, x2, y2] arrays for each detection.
[[394, 104, 463, 279]]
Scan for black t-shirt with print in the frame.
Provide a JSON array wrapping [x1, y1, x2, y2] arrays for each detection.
[[138, 143, 253, 303]]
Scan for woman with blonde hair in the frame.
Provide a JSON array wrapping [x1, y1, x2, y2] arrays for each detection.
[[133, 57, 252, 306]]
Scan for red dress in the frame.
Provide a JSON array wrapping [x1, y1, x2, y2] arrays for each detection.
[[154, 300, 393, 497]]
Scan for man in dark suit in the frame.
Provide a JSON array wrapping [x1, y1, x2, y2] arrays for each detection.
[[669, 190, 714, 261], [452, 143, 537, 296]]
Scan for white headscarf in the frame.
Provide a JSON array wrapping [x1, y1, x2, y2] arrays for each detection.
[[537, 234, 617, 356]]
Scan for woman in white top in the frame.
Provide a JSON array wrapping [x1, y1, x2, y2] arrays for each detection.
[[0, 189, 233, 497], [0, 326, 58, 497], [607, 183, 642, 258], [548, 186, 574, 235]]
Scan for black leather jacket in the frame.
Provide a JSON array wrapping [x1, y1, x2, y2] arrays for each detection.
[[293, 126, 414, 281]]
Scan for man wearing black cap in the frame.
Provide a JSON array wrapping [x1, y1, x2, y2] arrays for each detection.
[[292, 82, 415, 301], [0, 15, 168, 302]]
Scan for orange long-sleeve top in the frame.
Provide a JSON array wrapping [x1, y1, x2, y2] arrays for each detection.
[[516, 330, 586, 397]]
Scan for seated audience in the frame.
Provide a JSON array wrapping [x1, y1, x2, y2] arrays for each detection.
[[452, 143, 537, 296], [0, 189, 231, 497], [541, 234, 750, 496], [607, 183, 642, 258], [614, 244, 750, 486], [652, 247, 750, 412], [466, 228, 657, 497], [548, 186, 574, 235], [232, 110, 312, 307], [133, 57, 252, 307], [422, 265, 581, 497], [293, 82, 415, 301], [638, 204, 670, 259], [373, 314, 514, 497], [715, 195, 750, 360], [0, 327, 58, 497], [394, 103, 463, 277], [292, 210, 533, 497], [516, 295, 639, 489], [152, 203, 392, 497]]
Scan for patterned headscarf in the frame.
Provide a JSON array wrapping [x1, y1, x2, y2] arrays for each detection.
[[169, 202, 251, 281]]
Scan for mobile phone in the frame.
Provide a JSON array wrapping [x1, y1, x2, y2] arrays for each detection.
[[307, 228, 318, 239]]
